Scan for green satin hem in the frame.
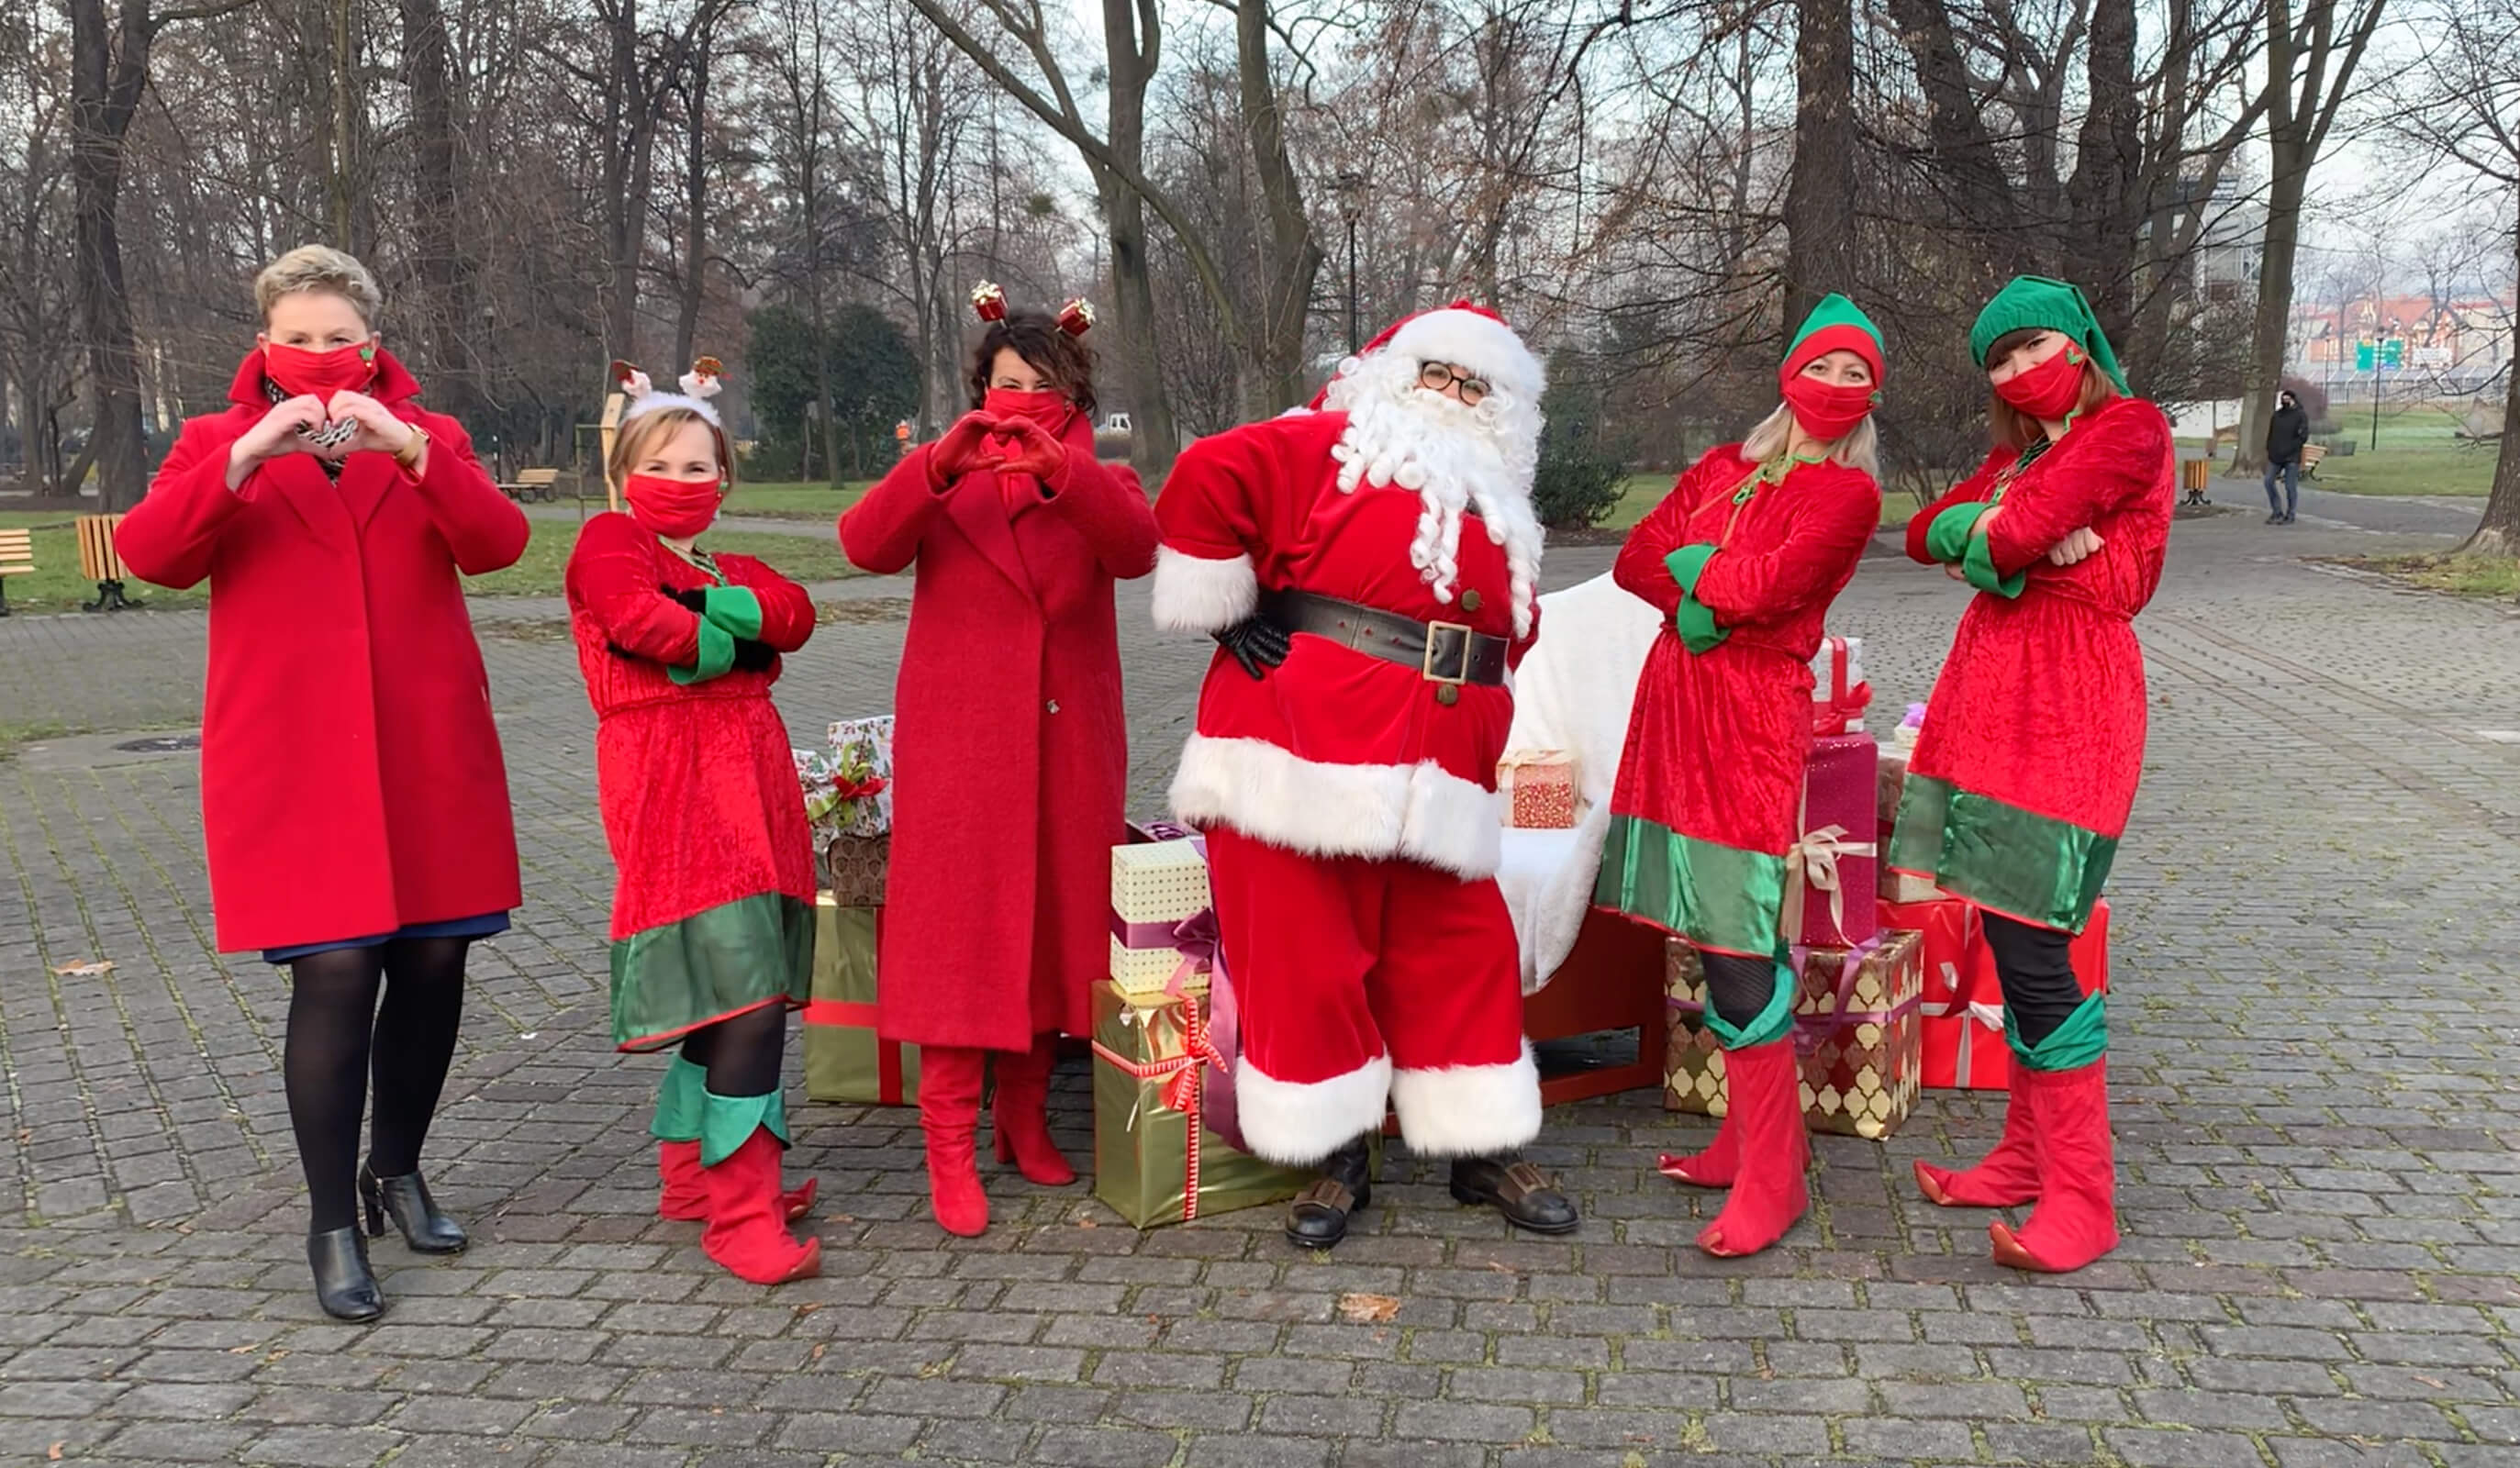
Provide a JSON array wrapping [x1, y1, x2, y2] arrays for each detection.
[[1595, 814, 1784, 957]]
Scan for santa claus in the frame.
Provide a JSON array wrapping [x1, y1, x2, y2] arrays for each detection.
[[1152, 303, 1578, 1248]]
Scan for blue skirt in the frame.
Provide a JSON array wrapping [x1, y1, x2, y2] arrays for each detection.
[[262, 911, 512, 966]]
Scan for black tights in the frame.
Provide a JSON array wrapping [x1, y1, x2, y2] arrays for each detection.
[[1699, 950, 1779, 1032], [284, 938, 470, 1233], [678, 1003, 786, 1098], [1980, 913, 2085, 1051]]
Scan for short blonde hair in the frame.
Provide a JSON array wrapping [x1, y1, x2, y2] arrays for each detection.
[[254, 245, 384, 328], [1741, 401, 1880, 480], [608, 406, 735, 489]]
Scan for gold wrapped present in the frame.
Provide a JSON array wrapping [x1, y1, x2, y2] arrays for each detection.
[[1090, 981, 1312, 1228], [1109, 839, 1212, 995], [801, 895, 918, 1105], [1498, 750, 1578, 829], [1664, 929, 1923, 1139]]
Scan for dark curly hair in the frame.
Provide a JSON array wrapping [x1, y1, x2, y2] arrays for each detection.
[[967, 307, 1098, 420]]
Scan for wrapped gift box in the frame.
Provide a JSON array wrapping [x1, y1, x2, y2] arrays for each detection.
[[824, 833, 889, 908], [1498, 750, 1578, 829], [1786, 732, 1879, 948], [1110, 839, 1214, 995], [801, 893, 918, 1106], [1888, 895, 2111, 1090], [1809, 635, 1869, 734], [1665, 929, 1923, 1139], [1090, 981, 1315, 1228]]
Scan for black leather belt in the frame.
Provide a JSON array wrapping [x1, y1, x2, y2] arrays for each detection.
[[1259, 589, 1509, 686]]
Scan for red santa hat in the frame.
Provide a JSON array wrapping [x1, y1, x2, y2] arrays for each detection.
[[1310, 300, 1544, 410]]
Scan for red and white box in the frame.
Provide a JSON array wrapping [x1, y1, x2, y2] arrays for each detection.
[[1888, 895, 2111, 1090], [1498, 750, 1578, 830]]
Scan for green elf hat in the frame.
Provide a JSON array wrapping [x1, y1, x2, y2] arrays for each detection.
[[1968, 275, 2130, 394], [1780, 293, 1885, 386]]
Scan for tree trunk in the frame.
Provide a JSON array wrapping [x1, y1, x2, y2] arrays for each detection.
[[400, 0, 475, 419], [68, 0, 151, 511], [601, 0, 643, 361], [2232, 139, 2305, 476], [1100, 0, 1176, 473], [672, 26, 712, 368], [1780, 0, 1855, 330], [1236, 0, 1323, 416], [2065, 0, 2141, 349], [2461, 225, 2520, 557], [329, 0, 356, 245]]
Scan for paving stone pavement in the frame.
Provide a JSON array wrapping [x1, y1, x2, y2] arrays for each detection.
[[0, 491, 2514, 1467]]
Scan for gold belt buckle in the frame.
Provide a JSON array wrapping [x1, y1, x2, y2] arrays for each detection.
[[1422, 621, 1473, 684]]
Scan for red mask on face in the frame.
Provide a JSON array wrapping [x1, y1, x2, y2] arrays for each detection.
[[983, 387, 1071, 432], [1779, 375, 1879, 442], [264, 341, 378, 399], [1992, 344, 2088, 421], [624, 473, 723, 540]]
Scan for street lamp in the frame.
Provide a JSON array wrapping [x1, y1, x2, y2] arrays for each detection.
[[1333, 172, 1366, 356]]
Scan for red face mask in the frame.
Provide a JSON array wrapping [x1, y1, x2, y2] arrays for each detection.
[[264, 340, 378, 399], [1992, 343, 2088, 421], [1779, 374, 1879, 442], [983, 387, 1071, 432], [624, 473, 723, 540]]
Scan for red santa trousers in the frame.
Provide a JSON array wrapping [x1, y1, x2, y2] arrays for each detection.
[[1207, 824, 1541, 1166]]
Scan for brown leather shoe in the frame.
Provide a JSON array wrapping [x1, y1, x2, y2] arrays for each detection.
[[1284, 1138, 1374, 1250], [1450, 1155, 1579, 1235]]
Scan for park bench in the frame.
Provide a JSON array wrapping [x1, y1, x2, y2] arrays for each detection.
[[2179, 459, 2212, 506], [0, 525, 31, 617], [76, 513, 139, 612], [2299, 443, 2327, 479], [497, 467, 562, 503]]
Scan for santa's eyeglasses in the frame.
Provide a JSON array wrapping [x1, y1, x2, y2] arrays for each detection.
[[1417, 362, 1491, 406]]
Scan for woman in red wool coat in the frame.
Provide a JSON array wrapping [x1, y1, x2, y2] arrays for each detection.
[[565, 366, 823, 1287], [114, 245, 527, 1324], [1596, 294, 1885, 1261], [838, 295, 1158, 1237], [1892, 275, 2173, 1275]]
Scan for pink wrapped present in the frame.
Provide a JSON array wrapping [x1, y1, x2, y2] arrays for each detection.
[[1498, 750, 1577, 829], [1784, 732, 1879, 948]]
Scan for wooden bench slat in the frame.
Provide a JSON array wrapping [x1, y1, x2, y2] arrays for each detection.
[[75, 513, 128, 581]]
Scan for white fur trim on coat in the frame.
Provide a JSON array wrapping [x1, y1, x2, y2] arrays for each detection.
[[1388, 1042, 1544, 1157], [1235, 1052, 1393, 1166], [1170, 734, 1504, 880], [1381, 309, 1545, 405], [1151, 548, 1259, 634]]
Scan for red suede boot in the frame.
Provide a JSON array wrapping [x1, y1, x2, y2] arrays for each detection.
[[990, 1032, 1076, 1186], [1696, 1039, 1810, 1258], [658, 1140, 816, 1223], [1990, 1059, 2119, 1273], [1658, 1107, 1738, 1188], [698, 1128, 821, 1284], [920, 1045, 990, 1237], [1912, 1082, 2040, 1208]]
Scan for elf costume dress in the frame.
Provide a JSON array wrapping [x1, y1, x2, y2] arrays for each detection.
[[1597, 295, 1885, 1258], [1893, 275, 2173, 1273]]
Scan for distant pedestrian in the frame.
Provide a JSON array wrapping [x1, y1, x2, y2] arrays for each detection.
[[2263, 389, 2309, 524]]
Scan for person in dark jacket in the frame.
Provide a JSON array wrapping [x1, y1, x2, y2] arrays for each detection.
[[2263, 390, 2310, 525]]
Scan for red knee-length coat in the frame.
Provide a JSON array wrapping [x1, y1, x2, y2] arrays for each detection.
[[837, 413, 1159, 1051], [115, 350, 529, 953]]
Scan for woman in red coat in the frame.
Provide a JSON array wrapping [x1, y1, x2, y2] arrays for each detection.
[[1893, 276, 2171, 1274], [564, 366, 822, 1285], [1597, 295, 1886, 1258], [838, 295, 1158, 1236], [115, 246, 528, 1321]]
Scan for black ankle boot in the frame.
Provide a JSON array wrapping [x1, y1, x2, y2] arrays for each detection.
[[1450, 1154, 1580, 1235], [1284, 1136, 1375, 1251], [308, 1227, 385, 1321], [360, 1165, 468, 1253]]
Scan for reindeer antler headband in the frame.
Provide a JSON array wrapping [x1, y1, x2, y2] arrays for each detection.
[[615, 356, 726, 428]]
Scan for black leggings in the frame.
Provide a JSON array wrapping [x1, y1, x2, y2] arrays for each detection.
[[1980, 913, 2085, 1051], [678, 1003, 786, 1099], [1700, 950, 1780, 1032], [284, 937, 471, 1233]]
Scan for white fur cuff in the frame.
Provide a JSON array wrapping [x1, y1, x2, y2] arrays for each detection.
[[1235, 1053, 1392, 1166], [1169, 735, 1504, 880], [1388, 1043, 1544, 1157], [1151, 547, 1258, 633]]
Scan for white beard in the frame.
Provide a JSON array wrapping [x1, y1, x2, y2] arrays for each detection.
[[1321, 350, 1545, 637]]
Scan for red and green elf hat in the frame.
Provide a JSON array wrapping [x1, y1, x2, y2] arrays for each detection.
[[1779, 294, 1885, 386], [1968, 275, 2131, 394]]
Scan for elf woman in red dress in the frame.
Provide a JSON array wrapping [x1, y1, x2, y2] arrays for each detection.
[[1893, 277, 2170, 1273], [116, 245, 527, 1322], [1597, 295, 1886, 1258], [839, 291, 1159, 1237], [564, 362, 823, 1285]]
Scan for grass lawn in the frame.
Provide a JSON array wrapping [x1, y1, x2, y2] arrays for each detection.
[[721, 481, 868, 521], [2337, 552, 2520, 601], [1599, 473, 1917, 534], [2294, 406, 2497, 498]]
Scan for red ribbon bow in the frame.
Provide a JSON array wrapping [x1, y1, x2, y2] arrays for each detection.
[[830, 773, 888, 802]]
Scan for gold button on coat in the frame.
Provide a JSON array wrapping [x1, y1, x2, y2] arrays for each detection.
[[1460, 589, 1483, 612], [1434, 684, 1460, 706]]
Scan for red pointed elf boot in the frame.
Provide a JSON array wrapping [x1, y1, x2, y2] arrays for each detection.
[[697, 1103, 820, 1285], [920, 1045, 990, 1237], [1657, 1105, 1738, 1188], [990, 1032, 1076, 1185], [1912, 1081, 2040, 1208], [1990, 1057, 2119, 1273], [654, 1057, 815, 1221], [1697, 1039, 1810, 1258]]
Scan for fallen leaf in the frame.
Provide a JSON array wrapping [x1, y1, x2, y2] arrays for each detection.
[[49, 1444, 64, 1462], [1336, 1292, 1400, 1323], [808, 1343, 826, 1361], [50, 961, 113, 976]]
